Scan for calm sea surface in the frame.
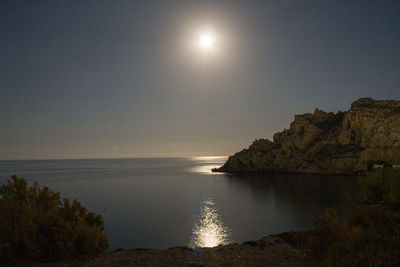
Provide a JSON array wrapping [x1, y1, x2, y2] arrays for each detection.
[[0, 157, 358, 249]]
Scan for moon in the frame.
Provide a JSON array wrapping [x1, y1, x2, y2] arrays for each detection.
[[197, 28, 216, 52]]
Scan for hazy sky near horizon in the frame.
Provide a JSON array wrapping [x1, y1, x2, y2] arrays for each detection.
[[1, 0, 400, 160]]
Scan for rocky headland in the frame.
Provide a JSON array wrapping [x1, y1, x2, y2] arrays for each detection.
[[214, 98, 400, 174]]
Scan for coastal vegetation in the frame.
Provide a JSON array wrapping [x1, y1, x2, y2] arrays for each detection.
[[0, 175, 108, 263], [298, 170, 400, 266]]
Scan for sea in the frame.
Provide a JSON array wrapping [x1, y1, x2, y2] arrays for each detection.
[[0, 157, 358, 249]]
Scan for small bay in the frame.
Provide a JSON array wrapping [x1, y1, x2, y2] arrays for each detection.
[[0, 157, 357, 249]]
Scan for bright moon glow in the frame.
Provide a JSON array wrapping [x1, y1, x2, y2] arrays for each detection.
[[197, 28, 216, 52], [199, 33, 214, 48]]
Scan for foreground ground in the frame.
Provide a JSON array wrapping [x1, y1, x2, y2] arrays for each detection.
[[30, 235, 303, 267]]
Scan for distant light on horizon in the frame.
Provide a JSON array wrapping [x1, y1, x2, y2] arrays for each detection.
[[189, 156, 227, 174]]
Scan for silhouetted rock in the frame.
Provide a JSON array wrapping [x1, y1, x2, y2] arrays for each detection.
[[214, 98, 400, 174]]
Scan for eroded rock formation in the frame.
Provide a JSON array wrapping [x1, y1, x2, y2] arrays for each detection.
[[215, 98, 400, 174]]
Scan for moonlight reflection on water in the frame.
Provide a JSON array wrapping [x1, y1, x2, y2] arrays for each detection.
[[191, 198, 231, 248]]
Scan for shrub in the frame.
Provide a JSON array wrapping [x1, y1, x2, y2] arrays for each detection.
[[358, 170, 400, 203], [305, 209, 362, 266], [0, 175, 109, 261], [306, 170, 400, 266]]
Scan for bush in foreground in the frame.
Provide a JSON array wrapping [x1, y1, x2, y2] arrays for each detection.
[[306, 170, 400, 266], [0, 175, 109, 261]]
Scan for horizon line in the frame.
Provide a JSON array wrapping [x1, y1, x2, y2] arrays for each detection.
[[0, 155, 229, 161]]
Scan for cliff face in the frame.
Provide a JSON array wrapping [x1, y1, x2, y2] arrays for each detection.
[[215, 98, 400, 174]]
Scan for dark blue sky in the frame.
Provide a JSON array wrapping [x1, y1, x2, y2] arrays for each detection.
[[1, 0, 399, 159]]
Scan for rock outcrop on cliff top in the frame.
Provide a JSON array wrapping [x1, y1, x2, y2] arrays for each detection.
[[214, 98, 400, 174]]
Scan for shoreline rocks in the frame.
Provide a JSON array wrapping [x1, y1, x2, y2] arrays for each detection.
[[38, 235, 304, 266]]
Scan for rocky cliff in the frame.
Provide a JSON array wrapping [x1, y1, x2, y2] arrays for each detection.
[[214, 98, 400, 174]]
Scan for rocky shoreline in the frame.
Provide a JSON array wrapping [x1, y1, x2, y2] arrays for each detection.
[[34, 234, 304, 266], [214, 98, 400, 175]]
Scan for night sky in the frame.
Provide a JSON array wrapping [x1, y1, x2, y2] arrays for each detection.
[[1, 0, 400, 160]]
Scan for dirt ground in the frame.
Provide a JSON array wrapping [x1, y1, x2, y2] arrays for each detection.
[[31, 235, 304, 267]]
